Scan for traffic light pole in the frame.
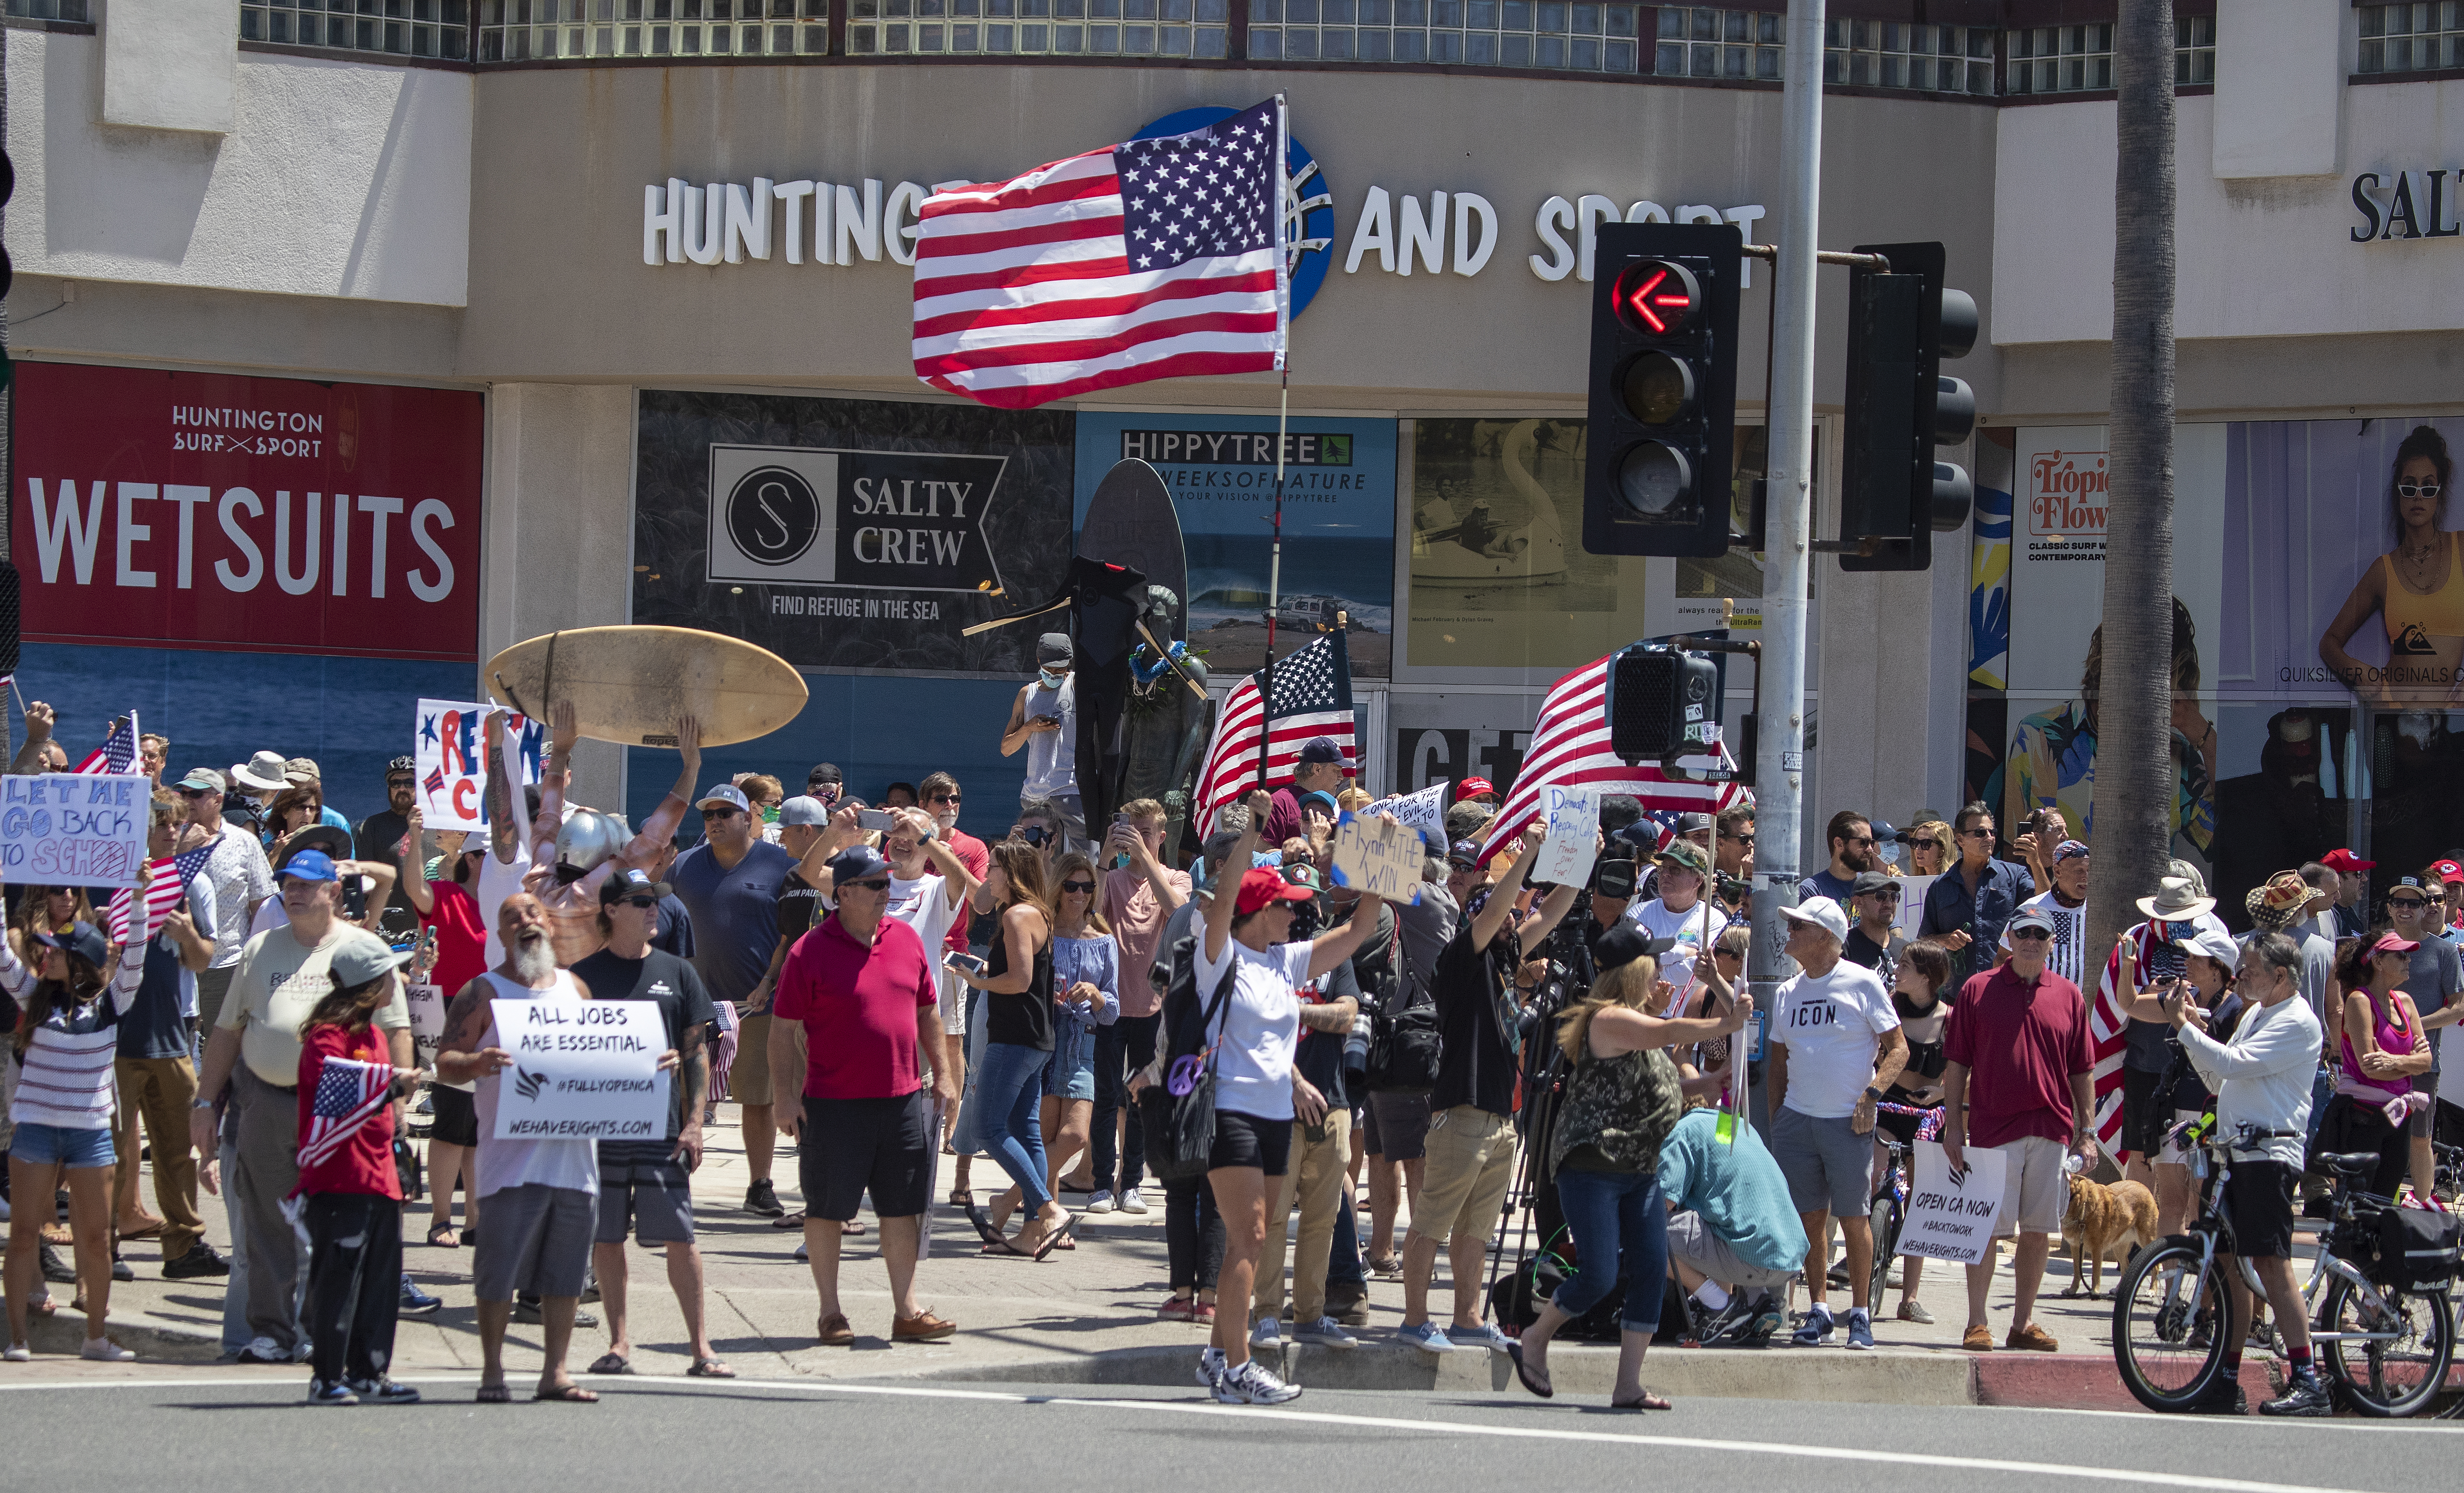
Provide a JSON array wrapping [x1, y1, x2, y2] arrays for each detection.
[[1746, 0, 1827, 1122]]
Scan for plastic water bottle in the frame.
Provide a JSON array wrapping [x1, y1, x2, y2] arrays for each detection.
[[2062, 1151, 2086, 1176]]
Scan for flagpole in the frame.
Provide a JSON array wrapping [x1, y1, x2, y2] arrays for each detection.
[[1257, 94, 1291, 793]]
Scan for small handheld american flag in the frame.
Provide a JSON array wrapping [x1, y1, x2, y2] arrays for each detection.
[[1192, 631, 1355, 840], [74, 711, 140, 776], [106, 842, 217, 944], [298, 1056, 397, 1171]]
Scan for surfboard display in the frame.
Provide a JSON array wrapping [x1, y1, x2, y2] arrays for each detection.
[[1077, 458, 1188, 638], [482, 625, 807, 748]]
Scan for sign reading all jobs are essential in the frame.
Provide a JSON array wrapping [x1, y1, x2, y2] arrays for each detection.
[[0, 774, 150, 889], [490, 998, 669, 1141]]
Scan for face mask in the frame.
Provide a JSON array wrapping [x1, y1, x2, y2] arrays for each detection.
[[1040, 668, 1066, 690]]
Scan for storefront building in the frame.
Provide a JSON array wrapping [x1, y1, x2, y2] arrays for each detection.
[[0, 0, 2442, 921]]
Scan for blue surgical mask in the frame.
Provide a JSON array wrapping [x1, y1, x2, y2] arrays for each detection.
[[1039, 668, 1066, 690]]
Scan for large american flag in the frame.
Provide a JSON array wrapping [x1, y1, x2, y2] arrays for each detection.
[[911, 98, 1287, 410], [106, 842, 218, 944], [74, 712, 139, 776], [1475, 653, 1747, 860], [298, 1055, 398, 1172], [1194, 631, 1355, 839], [2089, 916, 2201, 1160]]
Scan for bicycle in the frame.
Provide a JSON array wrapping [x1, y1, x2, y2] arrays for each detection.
[[2111, 1118, 2456, 1417], [1864, 1103, 1940, 1311]]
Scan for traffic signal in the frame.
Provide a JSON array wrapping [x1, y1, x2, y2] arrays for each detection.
[[1582, 222, 1742, 559], [1836, 241, 1977, 572], [1607, 643, 1723, 762]]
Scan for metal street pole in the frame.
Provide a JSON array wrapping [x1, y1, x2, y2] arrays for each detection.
[[1747, 0, 1824, 1118]]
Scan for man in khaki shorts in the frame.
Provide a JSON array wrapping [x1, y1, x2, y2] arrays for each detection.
[[1396, 822, 1583, 1356]]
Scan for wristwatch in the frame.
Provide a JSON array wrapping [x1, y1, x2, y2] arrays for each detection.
[[1862, 1085, 1884, 1104]]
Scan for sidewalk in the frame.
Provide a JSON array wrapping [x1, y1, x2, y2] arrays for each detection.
[[0, 1103, 2213, 1408]]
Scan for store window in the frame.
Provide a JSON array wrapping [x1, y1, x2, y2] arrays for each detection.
[[1248, 0, 1635, 72], [2357, 2, 2464, 74], [479, 0, 826, 60], [2004, 16, 2214, 95], [1821, 17, 1995, 94], [242, 0, 471, 58], [849, 0, 1223, 60], [4, 0, 90, 20]]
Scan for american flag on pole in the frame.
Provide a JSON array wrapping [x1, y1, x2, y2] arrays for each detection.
[[1476, 653, 1747, 860], [2090, 917, 2200, 1160], [74, 712, 139, 775], [1193, 631, 1355, 839], [297, 1055, 398, 1172], [106, 842, 218, 944], [911, 98, 1287, 410]]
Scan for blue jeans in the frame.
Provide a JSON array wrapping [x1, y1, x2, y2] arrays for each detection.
[[976, 1042, 1053, 1214], [1551, 1168, 1671, 1332], [2307, 1066, 2334, 1141]]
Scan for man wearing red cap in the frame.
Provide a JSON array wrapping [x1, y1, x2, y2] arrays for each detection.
[[2320, 848, 2374, 942], [1457, 777, 1499, 807]]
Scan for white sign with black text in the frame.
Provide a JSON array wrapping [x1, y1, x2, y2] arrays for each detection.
[[1899, 1141, 2009, 1266], [489, 998, 669, 1142]]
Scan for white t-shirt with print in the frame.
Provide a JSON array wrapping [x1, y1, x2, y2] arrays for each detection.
[[885, 872, 958, 959], [1625, 895, 1721, 1008], [1999, 889, 2089, 987], [1192, 935, 1307, 1123], [1772, 960, 1901, 1119]]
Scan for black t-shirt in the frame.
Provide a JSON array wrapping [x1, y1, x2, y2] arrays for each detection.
[[1432, 922, 1518, 1118], [1842, 926, 1908, 985], [983, 919, 1057, 1052], [1294, 957, 1362, 1108], [775, 868, 824, 945], [570, 947, 717, 1140], [356, 810, 416, 914]]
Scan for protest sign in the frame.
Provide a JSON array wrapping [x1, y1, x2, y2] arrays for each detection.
[[416, 701, 544, 833], [1361, 781, 1448, 841], [489, 998, 669, 1141], [1329, 812, 1424, 903], [1899, 1140, 2010, 1266], [405, 983, 446, 1069], [1529, 784, 1601, 887], [1892, 875, 1937, 939], [0, 774, 150, 889]]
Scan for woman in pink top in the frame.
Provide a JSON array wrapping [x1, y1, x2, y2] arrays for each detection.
[[2315, 934, 2431, 1201]]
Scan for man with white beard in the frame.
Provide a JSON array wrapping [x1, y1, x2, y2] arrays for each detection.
[[439, 893, 677, 1404]]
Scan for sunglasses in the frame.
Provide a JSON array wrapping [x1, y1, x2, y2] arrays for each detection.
[[614, 895, 659, 910], [1960, 826, 1995, 840], [1723, 831, 1754, 845], [2391, 896, 2430, 909], [931, 793, 961, 805], [701, 807, 741, 820], [1060, 879, 1096, 894], [2009, 928, 2053, 942], [2400, 480, 2444, 498], [178, 787, 216, 799], [844, 877, 891, 892]]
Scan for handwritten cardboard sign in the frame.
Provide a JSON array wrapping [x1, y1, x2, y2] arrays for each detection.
[[1528, 784, 1601, 887], [1899, 1140, 2010, 1266], [489, 997, 668, 1141], [1361, 781, 1448, 841], [0, 774, 150, 889], [405, 982, 446, 1068], [1329, 812, 1424, 903]]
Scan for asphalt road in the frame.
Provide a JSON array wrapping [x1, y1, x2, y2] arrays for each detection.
[[7, 1373, 2460, 1491]]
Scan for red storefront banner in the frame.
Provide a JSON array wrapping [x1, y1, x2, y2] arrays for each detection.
[[11, 363, 484, 660]]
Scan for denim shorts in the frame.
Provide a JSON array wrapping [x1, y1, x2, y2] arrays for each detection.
[[11, 1121, 116, 1169]]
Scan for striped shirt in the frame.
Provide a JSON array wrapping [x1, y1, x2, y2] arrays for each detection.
[[3, 937, 144, 1131]]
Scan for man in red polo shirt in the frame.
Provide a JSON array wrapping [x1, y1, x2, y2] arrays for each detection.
[[1938, 904, 2096, 1354], [768, 844, 961, 1348]]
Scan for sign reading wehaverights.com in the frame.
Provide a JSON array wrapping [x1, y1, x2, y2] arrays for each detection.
[[489, 998, 669, 1141], [706, 443, 1008, 594]]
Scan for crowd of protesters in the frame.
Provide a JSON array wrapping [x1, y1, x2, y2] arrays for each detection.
[[0, 660, 2447, 1420]]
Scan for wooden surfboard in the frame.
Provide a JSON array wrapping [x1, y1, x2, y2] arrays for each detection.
[[482, 626, 807, 748], [1079, 459, 1188, 639]]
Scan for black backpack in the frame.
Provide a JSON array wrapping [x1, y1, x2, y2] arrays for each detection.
[[1364, 912, 1442, 1096], [1141, 931, 1239, 1182]]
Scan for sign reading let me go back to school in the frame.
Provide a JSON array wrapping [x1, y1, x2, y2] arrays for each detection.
[[0, 775, 150, 889]]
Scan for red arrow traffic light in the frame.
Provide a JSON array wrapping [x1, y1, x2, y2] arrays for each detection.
[[1615, 259, 1699, 336]]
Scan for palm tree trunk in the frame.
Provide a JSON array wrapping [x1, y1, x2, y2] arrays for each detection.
[[2087, 0, 2179, 974]]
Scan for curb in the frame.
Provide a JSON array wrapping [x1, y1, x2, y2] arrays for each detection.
[[30, 1308, 225, 1364]]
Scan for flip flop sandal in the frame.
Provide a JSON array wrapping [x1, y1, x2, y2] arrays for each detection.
[[1508, 1342, 1553, 1400], [842, 1219, 868, 1237], [1610, 1390, 1673, 1411], [426, 1226, 461, 1248], [771, 1211, 808, 1229], [585, 1352, 635, 1375], [475, 1384, 513, 1404], [688, 1358, 737, 1378], [980, 1236, 1038, 1258], [962, 1200, 1003, 1247], [534, 1383, 601, 1403], [1030, 1213, 1078, 1261]]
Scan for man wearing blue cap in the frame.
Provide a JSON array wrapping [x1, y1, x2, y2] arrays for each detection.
[[1261, 736, 1350, 847], [192, 849, 414, 1365]]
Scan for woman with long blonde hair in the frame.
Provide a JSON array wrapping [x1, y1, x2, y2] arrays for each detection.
[[1511, 928, 1750, 1411]]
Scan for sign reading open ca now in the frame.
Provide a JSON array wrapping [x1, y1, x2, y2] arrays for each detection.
[[706, 443, 1008, 594]]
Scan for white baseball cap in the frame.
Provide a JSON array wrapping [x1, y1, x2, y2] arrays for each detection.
[[1782, 896, 1850, 943]]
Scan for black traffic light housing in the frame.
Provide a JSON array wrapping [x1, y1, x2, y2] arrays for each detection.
[[1836, 240, 1977, 572], [1607, 643, 1724, 763], [1582, 222, 1742, 560]]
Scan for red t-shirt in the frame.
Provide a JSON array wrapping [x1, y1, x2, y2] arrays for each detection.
[[772, 912, 938, 1100], [419, 880, 487, 999], [293, 1024, 402, 1200], [943, 828, 989, 953], [1943, 964, 2094, 1149]]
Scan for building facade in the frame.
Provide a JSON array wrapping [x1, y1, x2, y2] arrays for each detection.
[[0, 0, 2442, 919]]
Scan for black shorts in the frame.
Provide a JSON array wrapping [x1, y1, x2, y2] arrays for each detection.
[[2224, 1159, 2299, 1260], [1208, 1110, 1292, 1177], [595, 1139, 695, 1245], [430, 1085, 480, 1148], [2121, 1067, 2169, 1155], [799, 1091, 932, 1222]]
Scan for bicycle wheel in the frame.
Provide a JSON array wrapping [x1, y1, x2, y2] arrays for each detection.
[[2319, 1276, 2455, 1417], [2112, 1238, 2228, 1412], [1868, 1192, 1903, 1312]]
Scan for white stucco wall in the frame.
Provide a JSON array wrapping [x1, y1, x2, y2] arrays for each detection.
[[6, 30, 471, 306]]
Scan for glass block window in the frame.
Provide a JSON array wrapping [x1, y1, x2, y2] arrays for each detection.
[[2357, 3, 2463, 73], [1824, 17, 1994, 93], [4, 0, 92, 20], [1250, 0, 1637, 73], [2004, 22, 2112, 93], [479, 0, 828, 60], [848, 0, 1227, 59], [1653, 7, 1779, 80], [242, 0, 470, 57], [2174, 13, 2213, 84]]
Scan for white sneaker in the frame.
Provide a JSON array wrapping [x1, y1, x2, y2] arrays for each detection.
[[793, 1242, 808, 1262], [1087, 1189, 1116, 1214], [1214, 1357, 1302, 1404], [81, 1338, 133, 1363], [3, 1342, 29, 1362], [1249, 1315, 1281, 1349], [1195, 1345, 1227, 1389], [1117, 1187, 1149, 1215]]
